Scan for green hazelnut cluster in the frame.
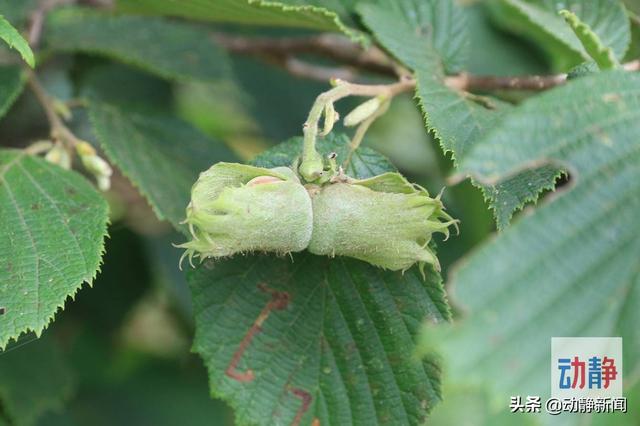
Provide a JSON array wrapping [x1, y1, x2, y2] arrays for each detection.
[[177, 161, 457, 274]]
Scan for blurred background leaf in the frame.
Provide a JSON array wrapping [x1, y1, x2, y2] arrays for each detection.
[[45, 7, 231, 83], [0, 66, 26, 120], [82, 65, 237, 229], [0, 336, 74, 426], [431, 71, 640, 423]]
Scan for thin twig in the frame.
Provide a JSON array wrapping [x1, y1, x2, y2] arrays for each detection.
[[628, 9, 640, 27], [451, 59, 640, 91], [29, 70, 114, 189], [214, 33, 395, 77], [77, 0, 114, 7], [259, 53, 360, 82], [28, 0, 75, 48], [216, 32, 640, 92], [343, 98, 390, 166], [28, 0, 113, 49], [286, 57, 359, 81], [445, 72, 568, 91], [27, 69, 83, 150]]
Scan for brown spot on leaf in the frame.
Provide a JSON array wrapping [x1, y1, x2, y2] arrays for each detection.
[[0, 307, 5, 315], [225, 284, 291, 382], [290, 387, 313, 426], [31, 203, 40, 210], [65, 187, 77, 196]]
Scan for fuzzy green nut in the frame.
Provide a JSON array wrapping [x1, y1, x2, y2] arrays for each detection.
[[177, 162, 313, 267], [307, 172, 457, 273]]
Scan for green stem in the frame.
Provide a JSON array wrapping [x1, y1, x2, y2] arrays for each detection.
[[27, 69, 83, 151], [298, 79, 413, 182], [343, 98, 390, 167]]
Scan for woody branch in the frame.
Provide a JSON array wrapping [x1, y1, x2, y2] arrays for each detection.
[[214, 33, 640, 92]]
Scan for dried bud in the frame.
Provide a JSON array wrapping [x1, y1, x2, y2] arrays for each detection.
[[80, 153, 112, 177], [320, 103, 338, 136], [343, 96, 382, 127], [177, 163, 313, 267], [26, 140, 53, 155], [44, 144, 71, 169], [308, 172, 457, 273], [75, 141, 97, 157], [76, 141, 112, 191], [96, 175, 111, 192]]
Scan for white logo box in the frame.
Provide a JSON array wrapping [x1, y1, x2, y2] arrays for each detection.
[[551, 337, 623, 399]]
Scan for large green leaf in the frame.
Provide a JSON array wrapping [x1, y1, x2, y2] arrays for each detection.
[[358, 0, 562, 228], [45, 8, 230, 83], [357, 0, 485, 158], [117, 0, 365, 43], [491, 0, 630, 70], [187, 136, 450, 425], [0, 336, 74, 426], [0, 15, 34, 67], [441, 71, 640, 398], [86, 100, 236, 230], [0, 66, 26, 120], [416, 71, 564, 229], [357, 0, 468, 73], [0, 150, 109, 348]]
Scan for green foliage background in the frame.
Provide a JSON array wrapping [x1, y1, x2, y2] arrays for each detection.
[[0, 0, 638, 425]]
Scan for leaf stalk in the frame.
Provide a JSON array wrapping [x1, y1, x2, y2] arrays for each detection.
[[299, 78, 413, 182]]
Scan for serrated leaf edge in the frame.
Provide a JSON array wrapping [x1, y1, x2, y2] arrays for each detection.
[[250, 0, 367, 45], [86, 101, 174, 226], [0, 151, 109, 350]]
